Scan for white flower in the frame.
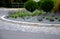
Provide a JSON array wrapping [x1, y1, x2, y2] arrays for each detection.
[[34, 0, 40, 2]]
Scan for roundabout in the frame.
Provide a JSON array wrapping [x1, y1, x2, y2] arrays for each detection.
[[0, 8, 60, 35], [0, 8, 60, 39], [0, 0, 60, 39]]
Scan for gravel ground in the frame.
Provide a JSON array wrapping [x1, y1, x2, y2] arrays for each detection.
[[0, 8, 60, 39]]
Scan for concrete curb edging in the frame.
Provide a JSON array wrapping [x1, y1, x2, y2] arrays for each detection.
[[0, 15, 60, 27]]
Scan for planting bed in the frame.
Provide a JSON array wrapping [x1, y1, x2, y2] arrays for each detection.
[[4, 10, 60, 24]]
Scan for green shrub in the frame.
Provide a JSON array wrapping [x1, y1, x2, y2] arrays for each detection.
[[37, 1, 42, 10], [9, 14, 17, 19], [58, 19, 60, 21], [55, 17, 58, 19], [38, 19, 43, 21], [48, 17, 54, 22], [6, 16, 9, 18], [40, 0, 54, 12], [42, 16, 45, 18], [49, 19, 54, 22], [24, 1, 37, 12]]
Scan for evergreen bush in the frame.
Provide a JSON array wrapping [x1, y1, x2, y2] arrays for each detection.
[[24, 1, 37, 12]]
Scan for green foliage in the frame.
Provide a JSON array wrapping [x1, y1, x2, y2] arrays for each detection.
[[38, 19, 43, 21], [46, 17, 55, 22], [55, 16, 60, 20], [17, 12, 31, 18], [55, 17, 58, 19], [9, 10, 45, 18], [9, 10, 47, 18], [32, 10, 41, 16], [24, 1, 37, 12], [37, 1, 42, 10], [58, 19, 60, 21], [49, 18, 54, 22], [32, 10, 46, 16], [57, 17, 60, 21], [9, 11, 31, 18], [9, 14, 18, 19], [39, 0, 54, 12]]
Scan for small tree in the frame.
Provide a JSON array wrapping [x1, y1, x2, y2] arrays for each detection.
[[24, 1, 37, 12], [40, 0, 54, 12]]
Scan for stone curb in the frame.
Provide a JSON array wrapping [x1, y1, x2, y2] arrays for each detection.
[[0, 15, 60, 27]]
